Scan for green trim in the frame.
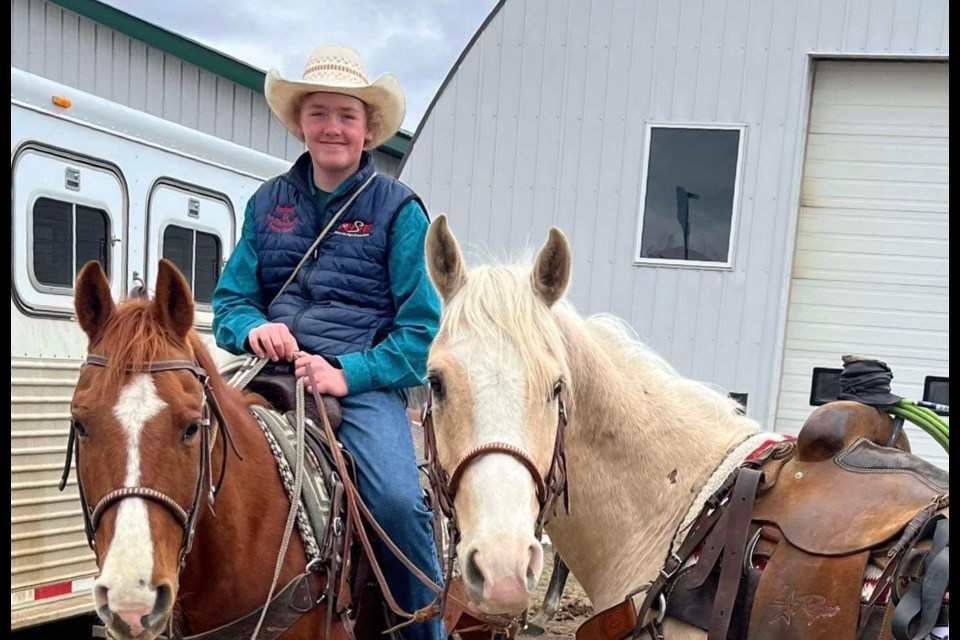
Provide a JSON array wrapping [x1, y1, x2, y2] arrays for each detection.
[[46, 0, 409, 158], [377, 130, 411, 159]]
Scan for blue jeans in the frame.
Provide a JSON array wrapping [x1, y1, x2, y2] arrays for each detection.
[[337, 389, 445, 640]]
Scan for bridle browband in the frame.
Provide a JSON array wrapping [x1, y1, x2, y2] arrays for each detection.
[[421, 377, 571, 625], [59, 354, 241, 568]]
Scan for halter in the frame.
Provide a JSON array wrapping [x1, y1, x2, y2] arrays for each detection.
[[420, 378, 571, 622], [59, 354, 240, 569]]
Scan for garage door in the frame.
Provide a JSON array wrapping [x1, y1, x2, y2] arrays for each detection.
[[775, 60, 949, 470]]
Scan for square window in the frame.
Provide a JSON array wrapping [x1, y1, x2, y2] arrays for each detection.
[[635, 125, 745, 268], [162, 224, 223, 305], [32, 197, 110, 288]]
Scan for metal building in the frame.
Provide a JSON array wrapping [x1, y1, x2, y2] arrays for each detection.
[[11, 0, 410, 174], [400, 0, 949, 468]]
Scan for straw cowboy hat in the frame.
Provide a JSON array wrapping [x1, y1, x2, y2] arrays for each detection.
[[264, 44, 405, 149]]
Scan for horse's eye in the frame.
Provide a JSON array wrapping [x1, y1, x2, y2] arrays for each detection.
[[552, 378, 565, 400], [71, 419, 88, 438], [428, 373, 444, 399], [182, 422, 200, 443]]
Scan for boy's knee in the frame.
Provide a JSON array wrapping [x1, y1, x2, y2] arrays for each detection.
[[366, 485, 428, 528]]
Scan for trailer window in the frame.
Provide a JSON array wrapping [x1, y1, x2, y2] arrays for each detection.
[[162, 225, 222, 304], [32, 197, 110, 288]]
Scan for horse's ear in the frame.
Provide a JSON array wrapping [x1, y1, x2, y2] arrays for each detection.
[[425, 214, 467, 302], [531, 227, 571, 307], [153, 259, 194, 338], [75, 261, 115, 342]]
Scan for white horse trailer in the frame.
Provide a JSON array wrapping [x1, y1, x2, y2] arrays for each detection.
[[10, 66, 289, 630]]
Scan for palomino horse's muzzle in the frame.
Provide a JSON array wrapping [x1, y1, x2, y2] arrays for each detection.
[[421, 379, 571, 616]]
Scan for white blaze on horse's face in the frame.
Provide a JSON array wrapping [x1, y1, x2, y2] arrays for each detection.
[[72, 259, 203, 640], [92, 375, 165, 636], [453, 339, 545, 611], [425, 216, 572, 614]]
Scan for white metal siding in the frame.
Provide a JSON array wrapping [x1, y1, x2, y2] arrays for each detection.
[[10, 360, 94, 599], [401, 0, 949, 424], [776, 60, 948, 469], [11, 0, 305, 162]]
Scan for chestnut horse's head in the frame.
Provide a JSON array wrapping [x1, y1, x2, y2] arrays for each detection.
[[70, 259, 218, 639]]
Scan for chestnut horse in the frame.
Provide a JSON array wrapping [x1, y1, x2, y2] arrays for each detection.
[[68, 260, 480, 640]]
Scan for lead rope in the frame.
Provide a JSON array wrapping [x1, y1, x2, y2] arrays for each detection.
[[249, 376, 308, 639]]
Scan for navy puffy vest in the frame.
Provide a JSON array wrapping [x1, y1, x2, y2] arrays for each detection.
[[251, 151, 425, 356]]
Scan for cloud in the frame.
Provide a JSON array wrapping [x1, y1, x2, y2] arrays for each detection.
[[99, 0, 498, 132]]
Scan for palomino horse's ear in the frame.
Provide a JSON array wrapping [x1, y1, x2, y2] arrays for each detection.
[[425, 214, 467, 302], [153, 259, 195, 339], [531, 227, 571, 307], [75, 260, 115, 343]]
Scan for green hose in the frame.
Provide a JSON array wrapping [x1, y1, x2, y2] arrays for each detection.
[[887, 400, 949, 453]]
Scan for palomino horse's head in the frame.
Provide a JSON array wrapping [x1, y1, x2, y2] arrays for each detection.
[[70, 260, 217, 639], [424, 216, 572, 614]]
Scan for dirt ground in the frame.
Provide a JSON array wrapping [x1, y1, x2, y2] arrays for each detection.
[[522, 546, 592, 640]]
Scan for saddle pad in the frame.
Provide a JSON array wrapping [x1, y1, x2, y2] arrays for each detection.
[[752, 438, 948, 556], [249, 404, 333, 563]]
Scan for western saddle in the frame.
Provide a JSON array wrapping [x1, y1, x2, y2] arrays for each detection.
[[578, 400, 949, 640]]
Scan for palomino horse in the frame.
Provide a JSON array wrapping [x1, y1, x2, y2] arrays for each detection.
[[67, 260, 493, 640], [421, 216, 949, 640]]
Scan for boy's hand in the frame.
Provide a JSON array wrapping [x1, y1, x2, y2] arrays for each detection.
[[247, 323, 298, 361], [294, 352, 349, 398]]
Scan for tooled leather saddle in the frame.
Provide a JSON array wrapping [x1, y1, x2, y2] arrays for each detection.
[[578, 401, 949, 640]]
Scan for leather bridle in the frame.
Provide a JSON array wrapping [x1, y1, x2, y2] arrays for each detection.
[[60, 354, 240, 569], [421, 377, 571, 621]]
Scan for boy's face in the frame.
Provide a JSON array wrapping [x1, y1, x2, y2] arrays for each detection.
[[299, 92, 373, 180]]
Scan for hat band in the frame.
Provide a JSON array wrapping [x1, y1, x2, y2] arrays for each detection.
[[303, 62, 369, 85]]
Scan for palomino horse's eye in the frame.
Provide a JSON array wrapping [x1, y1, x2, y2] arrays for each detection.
[[181, 421, 200, 443], [70, 419, 88, 438], [428, 372, 444, 400], [551, 378, 565, 401]]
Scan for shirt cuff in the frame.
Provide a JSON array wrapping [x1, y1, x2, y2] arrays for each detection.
[[237, 317, 268, 354], [338, 352, 373, 395]]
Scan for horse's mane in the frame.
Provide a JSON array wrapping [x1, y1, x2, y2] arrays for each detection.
[[573, 311, 752, 429], [441, 260, 753, 432], [97, 299, 176, 391], [438, 262, 571, 398], [95, 298, 259, 409]]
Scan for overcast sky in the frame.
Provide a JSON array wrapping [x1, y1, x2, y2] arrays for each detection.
[[99, 0, 499, 133]]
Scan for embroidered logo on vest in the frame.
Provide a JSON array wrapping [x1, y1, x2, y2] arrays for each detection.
[[334, 220, 373, 237], [268, 205, 298, 233]]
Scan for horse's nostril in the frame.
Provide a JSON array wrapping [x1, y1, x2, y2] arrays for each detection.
[[464, 548, 485, 590], [94, 584, 110, 610], [526, 543, 544, 591], [146, 582, 175, 628]]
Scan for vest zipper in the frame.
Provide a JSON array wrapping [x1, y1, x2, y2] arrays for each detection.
[[290, 307, 308, 336]]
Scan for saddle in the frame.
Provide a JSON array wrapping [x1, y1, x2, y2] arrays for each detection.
[[219, 356, 496, 640], [580, 401, 949, 640], [244, 360, 343, 430], [667, 401, 949, 640]]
